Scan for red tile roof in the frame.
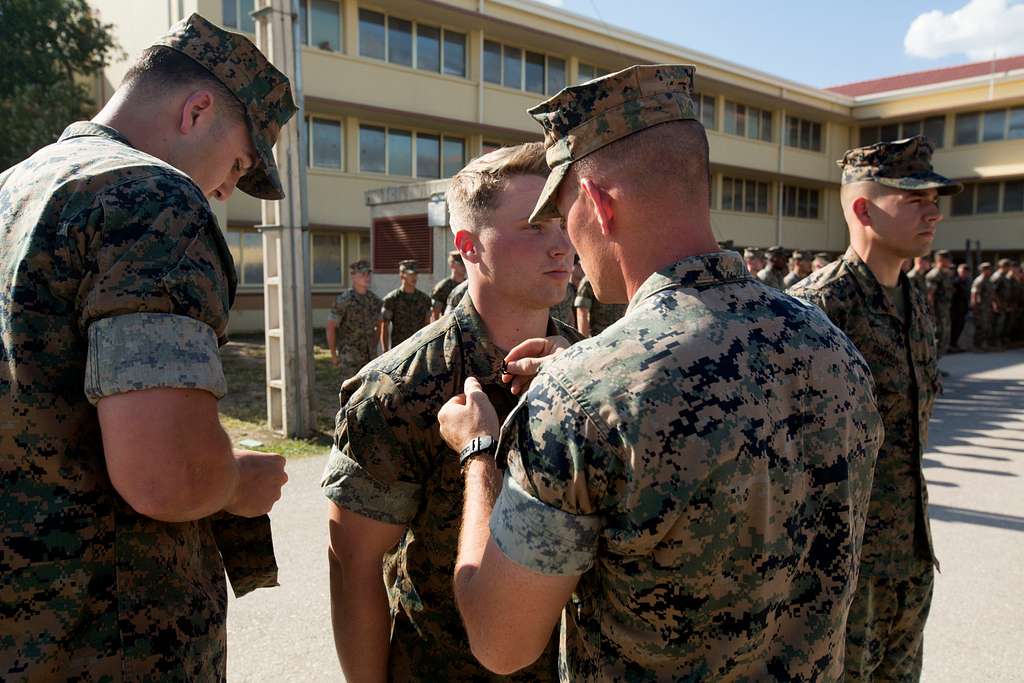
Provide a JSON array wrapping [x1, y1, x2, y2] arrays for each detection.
[[827, 55, 1024, 97]]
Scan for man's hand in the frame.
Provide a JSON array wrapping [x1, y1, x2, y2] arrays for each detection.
[[439, 377, 500, 452], [501, 336, 570, 395], [224, 450, 288, 517]]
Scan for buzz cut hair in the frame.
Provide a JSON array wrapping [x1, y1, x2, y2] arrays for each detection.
[[446, 142, 549, 233]]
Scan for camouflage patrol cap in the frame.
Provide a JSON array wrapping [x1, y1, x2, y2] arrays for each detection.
[[152, 13, 298, 200], [526, 64, 698, 223], [399, 259, 418, 274], [349, 259, 371, 273], [934, 250, 951, 258], [837, 135, 962, 196], [814, 252, 831, 261], [998, 258, 1013, 267], [743, 247, 764, 259], [766, 246, 788, 257], [790, 250, 811, 262], [980, 261, 993, 270]]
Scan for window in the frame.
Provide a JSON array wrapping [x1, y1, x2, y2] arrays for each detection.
[[443, 137, 465, 177], [313, 233, 343, 284], [481, 141, 502, 155], [1004, 180, 1024, 212], [222, 0, 255, 33], [955, 113, 981, 146], [782, 185, 821, 219], [577, 62, 610, 84], [721, 176, 770, 214], [952, 184, 975, 216], [416, 24, 441, 72], [309, 117, 342, 169], [358, 9, 386, 60], [547, 57, 566, 95], [311, 231, 371, 286], [786, 116, 822, 151], [388, 17, 413, 66], [360, 125, 463, 178], [1009, 107, 1024, 140], [983, 110, 1006, 142], [860, 116, 946, 148], [359, 125, 386, 173], [502, 46, 522, 89], [443, 30, 466, 78], [416, 134, 440, 179], [482, 40, 567, 95], [525, 52, 545, 94], [359, 11, 466, 77], [226, 229, 264, 285], [387, 129, 413, 176], [976, 182, 1000, 214], [694, 93, 716, 130], [308, 0, 341, 51], [724, 101, 772, 142]]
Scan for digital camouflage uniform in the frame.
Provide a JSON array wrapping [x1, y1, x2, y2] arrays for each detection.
[[573, 277, 625, 336], [549, 280, 577, 328], [925, 264, 954, 356], [0, 15, 296, 681], [791, 135, 961, 682], [508, 64, 884, 682], [972, 272, 994, 350], [381, 287, 432, 347], [906, 265, 929, 302], [328, 287, 382, 382], [756, 248, 788, 290], [322, 295, 580, 681], [444, 278, 469, 315], [431, 276, 461, 317], [990, 266, 1012, 348]]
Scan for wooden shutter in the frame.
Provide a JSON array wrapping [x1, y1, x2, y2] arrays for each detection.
[[372, 214, 433, 273]]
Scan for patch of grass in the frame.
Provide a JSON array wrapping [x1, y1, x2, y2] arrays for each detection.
[[219, 332, 341, 459]]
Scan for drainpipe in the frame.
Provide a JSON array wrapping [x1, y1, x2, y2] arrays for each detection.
[[777, 88, 786, 246]]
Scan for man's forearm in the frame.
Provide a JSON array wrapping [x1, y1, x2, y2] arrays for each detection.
[[454, 457, 502, 617], [329, 555, 392, 683]]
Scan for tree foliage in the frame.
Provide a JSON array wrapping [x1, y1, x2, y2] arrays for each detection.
[[0, 0, 122, 169]]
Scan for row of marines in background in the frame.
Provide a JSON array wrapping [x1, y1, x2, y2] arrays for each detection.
[[327, 244, 1024, 387]]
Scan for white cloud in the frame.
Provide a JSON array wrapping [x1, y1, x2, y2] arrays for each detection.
[[905, 0, 1024, 61]]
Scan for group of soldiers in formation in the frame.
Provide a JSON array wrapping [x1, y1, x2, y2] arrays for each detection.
[[0, 12, 991, 683]]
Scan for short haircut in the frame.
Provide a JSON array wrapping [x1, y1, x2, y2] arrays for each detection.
[[568, 119, 710, 208], [446, 142, 549, 232], [121, 46, 246, 125]]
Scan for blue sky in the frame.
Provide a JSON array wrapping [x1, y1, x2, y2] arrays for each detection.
[[536, 0, 1024, 88]]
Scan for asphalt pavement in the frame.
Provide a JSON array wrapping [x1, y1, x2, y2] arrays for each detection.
[[226, 350, 1024, 682]]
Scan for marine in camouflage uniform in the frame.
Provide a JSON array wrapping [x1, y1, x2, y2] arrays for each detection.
[[783, 249, 812, 289], [322, 294, 578, 681], [990, 258, 1013, 349], [445, 64, 884, 682], [327, 259, 381, 383], [972, 263, 994, 350], [430, 251, 465, 320], [381, 259, 432, 348], [925, 251, 955, 357], [756, 245, 789, 289], [0, 14, 295, 681], [573, 276, 625, 336], [906, 256, 931, 302], [444, 278, 469, 315], [791, 134, 962, 682]]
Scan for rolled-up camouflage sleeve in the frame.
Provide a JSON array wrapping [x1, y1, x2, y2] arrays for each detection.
[[321, 378, 425, 525], [490, 373, 615, 576], [327, 294, 344, 323], [77, 174, 235, 401]]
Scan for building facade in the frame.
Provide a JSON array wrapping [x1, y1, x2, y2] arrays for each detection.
[[87, 0, 1024, 332]]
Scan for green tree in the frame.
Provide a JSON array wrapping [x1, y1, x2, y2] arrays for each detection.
[[0, 0, 121, 170]]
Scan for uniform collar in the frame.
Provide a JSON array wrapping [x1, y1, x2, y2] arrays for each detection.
[[840, 246, 907, 322], [59, 122, 135, 148], [628, 250, 751, 314], [451, 293, 562, 385]]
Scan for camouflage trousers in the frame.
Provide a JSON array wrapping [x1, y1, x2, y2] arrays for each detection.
[[845, 564, 934, 683], [973, 311, 992, 349], [932, 314, 950, 357], [337, 348, 373, 386], [993, 313, 1008, 348]]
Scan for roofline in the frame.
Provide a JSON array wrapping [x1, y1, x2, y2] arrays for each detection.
[[845, 69, 1024, 106], [487, 0, 854, 107]]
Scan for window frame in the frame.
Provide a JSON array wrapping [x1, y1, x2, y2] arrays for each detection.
[[303, 0, 343, 52], [307, 114, 344, 171], [357, 7, 468, 80], [358, 121, 465, 178], [720, 175, 772, 215], [482, 36, 569, 96], [781, 184, 821, 219], [226, 227, 265, 287], [784, 115, 823, 152], [222, 0, 256, 34], [724, 99, 774, 143]]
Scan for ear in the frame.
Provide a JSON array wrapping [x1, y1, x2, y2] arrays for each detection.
[[579, 178, 614, 237], [178, 89, 216, 135], [851, 195, 872, 227], [454, 230, 480, 263]]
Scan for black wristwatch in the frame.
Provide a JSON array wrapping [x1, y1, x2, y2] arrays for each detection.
[[459, 435, 496, 466]]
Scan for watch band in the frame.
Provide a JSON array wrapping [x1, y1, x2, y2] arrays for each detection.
[[459, 434, 496, 466]]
